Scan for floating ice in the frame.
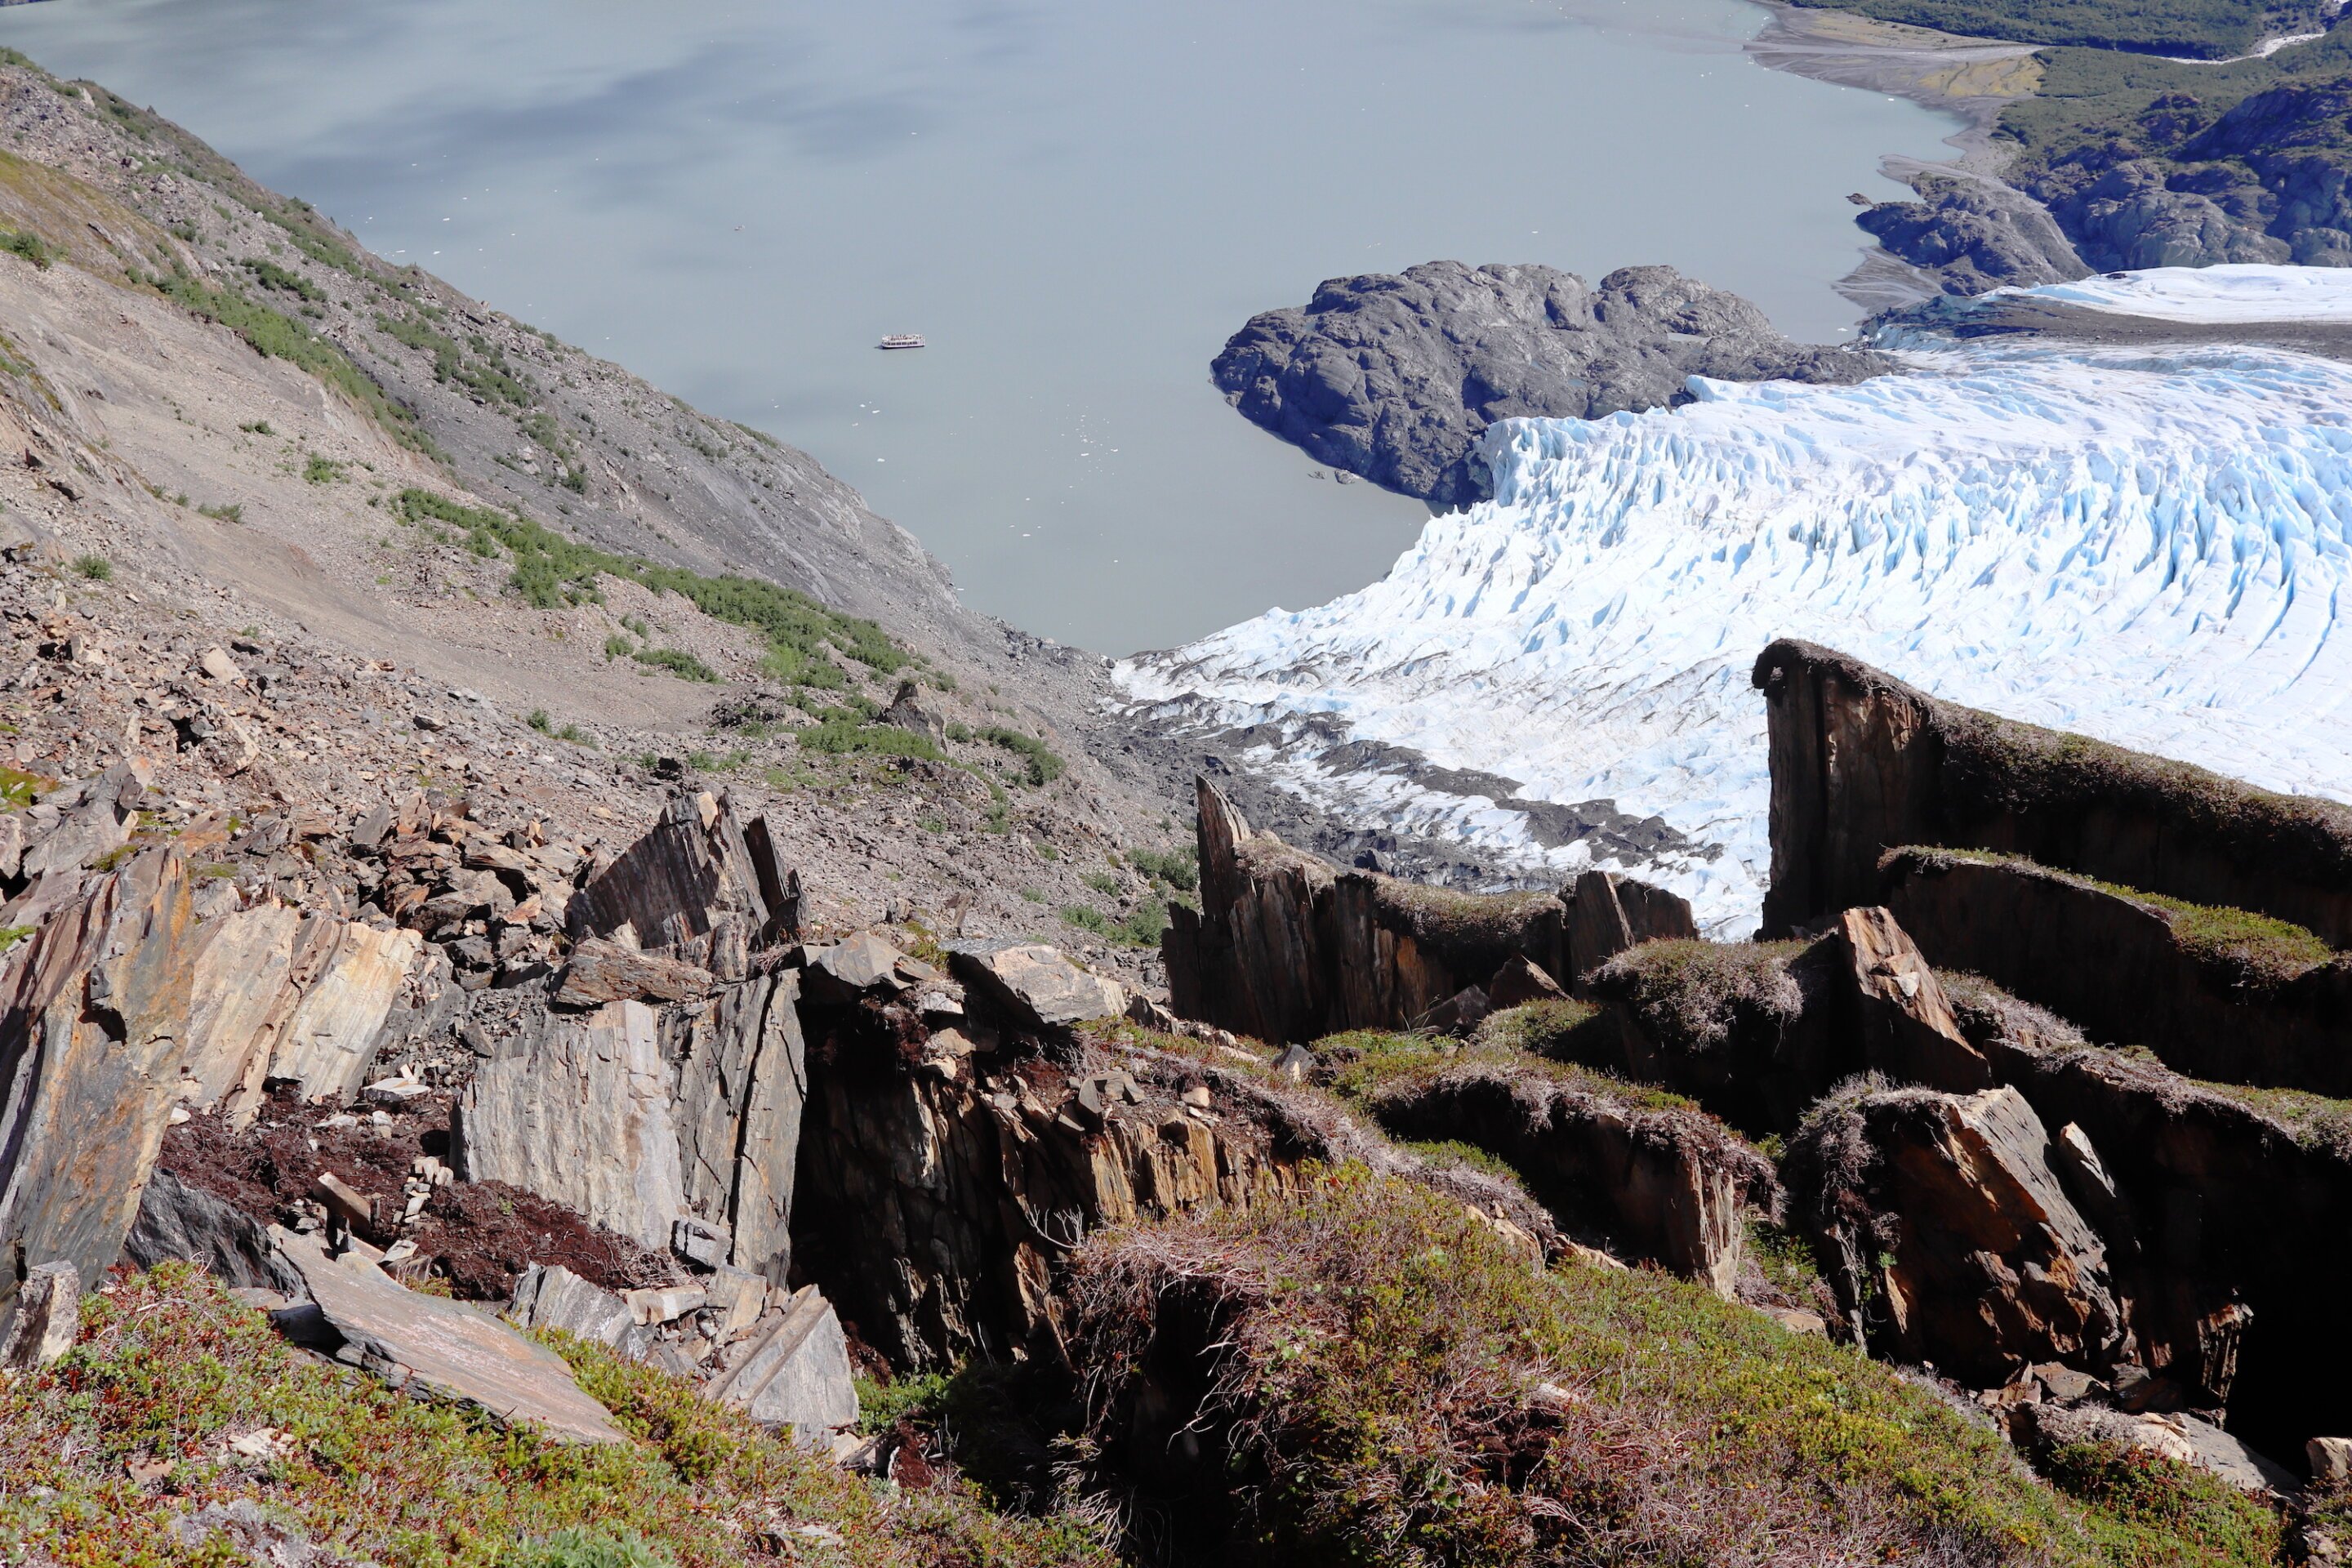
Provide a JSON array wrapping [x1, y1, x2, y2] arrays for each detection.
[[1117, 289, 2352, 937]]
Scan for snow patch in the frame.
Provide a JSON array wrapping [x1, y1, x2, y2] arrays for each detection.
[[1999, 263, 2352, 323]]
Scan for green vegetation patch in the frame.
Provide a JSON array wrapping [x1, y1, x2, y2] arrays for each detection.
[[137, 267, 431, 454], [978, 725, 1063, 786], [0, 226, 58, 269], [391, 490, 903, 687], [70, 552, 113, 581], [2040, 1441, 2287, 1564], [1788, 0, 2323, 57], [243, 256, 323, 302], [0, 1263, 1107, 1568], [1066, 1167, 2243, 1566]]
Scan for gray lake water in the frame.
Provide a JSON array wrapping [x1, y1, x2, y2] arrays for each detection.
[[0, 0, 1951, 654]]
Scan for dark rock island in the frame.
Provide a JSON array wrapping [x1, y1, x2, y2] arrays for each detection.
[[1211, 261, 1891, 509]]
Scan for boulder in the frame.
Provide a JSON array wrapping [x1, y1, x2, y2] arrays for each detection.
[[948, 939, 1126, 1031], [801, 930, 908, 1004], [1565, 869, 1696, 987], [554, 938, 714, 1009], [2311, 1436, 2352, 1488], [1486, 954, 1566, 1010], [0, 1261, 79, 1370], [703, 1285, 858, 1446], [1784, 1084, 2128, 1386], [452, 999, 689, 1249], [274, 1228, 626, 1444], [506, 1263, 646, 1355], [15, 758, 149, 888], [1836, 906, 1993, 1093], [125, 1169, 304, 1295]]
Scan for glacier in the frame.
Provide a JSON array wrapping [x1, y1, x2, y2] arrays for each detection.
[[1116, 267, 2352, 937]]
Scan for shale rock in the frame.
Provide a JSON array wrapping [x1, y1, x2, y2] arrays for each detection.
[[126, 1169, 304, 1295], [1836, 906, 1993, 1093], [0, 849, 200, 1331], [947, 938, 1127, 1031], [1212, 261, 1889, 507], [1753, 639, 2352, 944], [703, 1284, 858, 1446], [1786, 1084, 2129, 1387], [274, 1227, 626, 1444], [1885, 848, 2352, 1096], [569, 788, 794, 969], [668, 969, 806, 1281], [1168, 777, 1690, 1042], [452, 999, 689, 1250], [554, 938, 714, 1008], [0, 1261, 79, 1370], [1369, 1062, 1775, 1295], [507, 1263, 648, 1356]]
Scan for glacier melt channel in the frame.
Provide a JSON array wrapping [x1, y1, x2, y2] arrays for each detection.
[[1116, 310, 2352, 937]]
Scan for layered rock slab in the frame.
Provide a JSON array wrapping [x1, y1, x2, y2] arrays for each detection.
[[274, 1228, 626, 1445]]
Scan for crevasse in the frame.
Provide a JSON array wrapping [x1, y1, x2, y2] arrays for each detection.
[[1117, 283, 2352, 936]]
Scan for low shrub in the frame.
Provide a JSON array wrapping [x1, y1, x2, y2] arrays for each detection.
[[0, 1264, 1110, 1568], [1062, 1168, 2271, 1567]]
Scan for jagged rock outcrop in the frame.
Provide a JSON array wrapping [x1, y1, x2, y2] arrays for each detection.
[[791, 1018, 1314, 1367], [1836, 906, 1994, 1094], [1366, 1062, 1775, 1295], [2018, 81, 2352, 273], [0, 844, 202, 1340], [1785, 1084, 2132, 1387], [1855, 172, 2091, 296], [667, 968, 806, 1281], [1885, 847, 2352, 1096], [176, 906, 424, 1120], [569, 788, 797, 970], [1212, 261, 1891, 508], [1956, 996, 2349, 1458], [1165, 777, 1692, 1043], [1753, 639, 2352, 943]]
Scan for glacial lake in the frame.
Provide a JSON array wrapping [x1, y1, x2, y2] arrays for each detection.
[[0, 0, 1953, 655]]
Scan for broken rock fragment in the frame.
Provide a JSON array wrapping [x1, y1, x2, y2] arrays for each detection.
[[703, 1285, 858, 1446], [273, 1229, 625, 1444], [0, 1262, 79, 1371], [947, 938, 1126, 1031]]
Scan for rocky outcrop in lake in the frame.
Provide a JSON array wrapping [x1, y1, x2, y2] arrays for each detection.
[[1855, 172, 2091, 295], [1211, 261, 1891, 509]]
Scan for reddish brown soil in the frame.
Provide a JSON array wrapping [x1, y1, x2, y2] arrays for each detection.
[[158, 1082, 678, 1301]]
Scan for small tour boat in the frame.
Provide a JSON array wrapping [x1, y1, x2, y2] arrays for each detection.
[[877, 333, 925, 350]]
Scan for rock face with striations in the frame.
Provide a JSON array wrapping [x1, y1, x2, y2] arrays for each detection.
[[1855, 172, 2091, 296], [1211, 261, 1891, 509], [1785, 1084, 2132, 1388], [1163, 777, 1696, 1043], [1752, 639, 2352, 944]]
